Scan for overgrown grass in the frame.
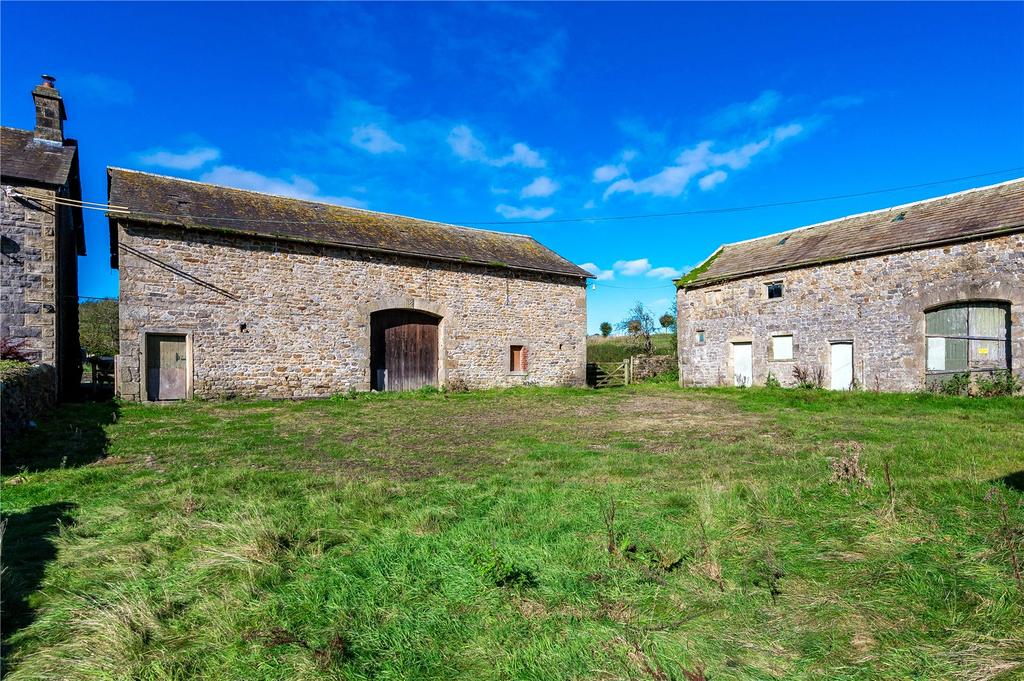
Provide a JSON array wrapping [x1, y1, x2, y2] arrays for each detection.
[[587, 333, 675, 363], [2, 385, 1022, 680]]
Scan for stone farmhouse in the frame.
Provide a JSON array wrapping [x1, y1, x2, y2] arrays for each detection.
[[1, 77, 85, 400], [676, 179, 1023, 392], [107, 169, 591, 401]]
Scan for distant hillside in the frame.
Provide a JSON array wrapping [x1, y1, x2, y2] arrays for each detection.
[[586, 333, 675, 363]]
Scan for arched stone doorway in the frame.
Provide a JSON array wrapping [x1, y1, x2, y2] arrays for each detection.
[[370, 309, 441, 391]]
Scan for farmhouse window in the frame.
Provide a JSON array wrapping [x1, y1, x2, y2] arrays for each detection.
[[510, 345, 527, 372], [695, 330, 706, 345], [770, 335, 794, 361], [925, 302, 1010, 384], [766, 282, 784, 299]]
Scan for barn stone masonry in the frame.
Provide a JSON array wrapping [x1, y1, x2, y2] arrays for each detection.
[[116, 223, 588, 400], [1, 185, 59, 367], [677, 233, 1024, 392]]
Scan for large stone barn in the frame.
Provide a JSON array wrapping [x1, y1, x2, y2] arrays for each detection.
[[1, 76, 85, 400], [676, 179, 1023, 392], [107, 169, 591, 401]]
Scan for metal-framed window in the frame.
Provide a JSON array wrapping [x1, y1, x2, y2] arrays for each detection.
[[925, 302, 1010, 381]]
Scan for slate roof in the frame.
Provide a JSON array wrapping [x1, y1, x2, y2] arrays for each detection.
[[680, 178, 1024, 288], [1, 126, 79, 186], [107, 168, 592, 279]]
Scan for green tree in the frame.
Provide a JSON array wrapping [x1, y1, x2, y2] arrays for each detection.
[[79, 299, 119, 356], [599, 322, 612, 337]]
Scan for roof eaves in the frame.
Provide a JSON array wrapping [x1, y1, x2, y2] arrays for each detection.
[[682, 223, 1024, 289], [107, 211, 593, 280]]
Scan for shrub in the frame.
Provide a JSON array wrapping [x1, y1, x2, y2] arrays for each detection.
[[792, 364, 824, 389], [975, 370, 1022, 397], [764, 371, 781, 388], [1, 336, 33, 362]]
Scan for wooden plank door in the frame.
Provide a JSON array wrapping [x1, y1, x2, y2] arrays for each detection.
[[146, 334, 187, 400], [371, 310, 439, 391]]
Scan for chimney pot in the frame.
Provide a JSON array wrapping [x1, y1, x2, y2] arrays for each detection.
[[41, 74, 56, 88]]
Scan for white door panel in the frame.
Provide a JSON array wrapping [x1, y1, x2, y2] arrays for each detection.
[[733, 343, 752, 387], [830, 342, 853, 390]]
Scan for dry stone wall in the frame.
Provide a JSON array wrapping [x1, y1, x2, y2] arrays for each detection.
[[677, 233, 1024, 392], [117, 223, 588, 400]]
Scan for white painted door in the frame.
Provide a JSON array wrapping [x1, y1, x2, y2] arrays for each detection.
[[733, 342, 752, 387], [830, 342, 853, 390]]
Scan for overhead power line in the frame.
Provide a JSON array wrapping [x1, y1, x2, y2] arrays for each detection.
[[11, 167, 1023, 229]]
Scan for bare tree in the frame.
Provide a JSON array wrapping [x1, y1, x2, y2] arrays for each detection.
[[617, 302, 656, 356]]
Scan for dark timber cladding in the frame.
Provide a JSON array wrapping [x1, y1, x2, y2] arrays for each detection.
[[370, 310, 440, 391]]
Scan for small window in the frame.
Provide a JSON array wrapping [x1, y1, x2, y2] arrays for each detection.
[[770, 335, 793, 361], [695, 330, 706, 345], [766, 282, 784, 299], [509, 345, 526, 372]]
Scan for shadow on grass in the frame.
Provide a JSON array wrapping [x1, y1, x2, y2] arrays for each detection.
[[1, 400, 119, 475], [0, 501, 77, 671], [994, 471, 1024, 493]]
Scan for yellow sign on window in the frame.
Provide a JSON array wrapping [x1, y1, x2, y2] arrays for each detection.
[[978, 346, 989, 355]]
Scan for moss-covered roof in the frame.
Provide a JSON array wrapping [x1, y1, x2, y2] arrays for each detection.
[[1, 126, 78, 186], [107, 168, 592, 279], [678, 178, 1024, 289]]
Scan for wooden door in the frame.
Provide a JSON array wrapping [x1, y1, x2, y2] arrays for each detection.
[[370, 310, 439, 391], [146, 334, 187, 400], [732, 342, 752, 387], [830, 342, 853, 390]]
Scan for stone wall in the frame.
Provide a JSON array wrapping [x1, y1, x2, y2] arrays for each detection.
[[1, 184, 59, 396], [116, 223, 588, 400], [1, 362, 56, 446], [677, 233, 1024, 392]]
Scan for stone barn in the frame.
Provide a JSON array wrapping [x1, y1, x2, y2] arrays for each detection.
[[676, 179, 1023, 392], [1, 76, 85, 400], [107, 169, 591, 401]]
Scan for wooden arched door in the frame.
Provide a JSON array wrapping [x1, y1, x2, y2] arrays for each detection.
[[370, 309, 440, 391]]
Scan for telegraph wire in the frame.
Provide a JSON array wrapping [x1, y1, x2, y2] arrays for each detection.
[[11, 167, 1023, 229]]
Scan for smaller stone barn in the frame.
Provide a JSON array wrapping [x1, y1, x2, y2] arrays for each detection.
[[676, 180, 1024, 392], [1, 76, 85, 400], [108, 169, 591, 401]]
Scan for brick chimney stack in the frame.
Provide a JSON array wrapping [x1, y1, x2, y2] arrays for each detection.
[[32, 74, 66, 144]]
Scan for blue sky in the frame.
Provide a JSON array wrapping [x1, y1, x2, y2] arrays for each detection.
[[3, 2, 1022, 332]]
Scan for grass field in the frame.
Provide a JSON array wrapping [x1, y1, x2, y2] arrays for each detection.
[[2, 385, 1023, 680], [587, 334, 675, 363]]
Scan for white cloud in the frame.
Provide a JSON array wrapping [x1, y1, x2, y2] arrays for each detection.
[[448, 125, 546, 168], [613, 258, 652, 276], [448, 125, 489, 162], [647, 266, 683, 279], [593, 163, 627, 183], [520, 176, 559, 198], [497, 142, 546, 168], [699, 170, 728, 191], [583, 199, 596, 209], [199, 165, 367, 208], [350, 123, 405, 153], [605, 122, 807, 199], [710, 90, 783, 130], [139, 146, 221, 171], [494, 204, 555, 219], [579, 262, 614, 280]]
